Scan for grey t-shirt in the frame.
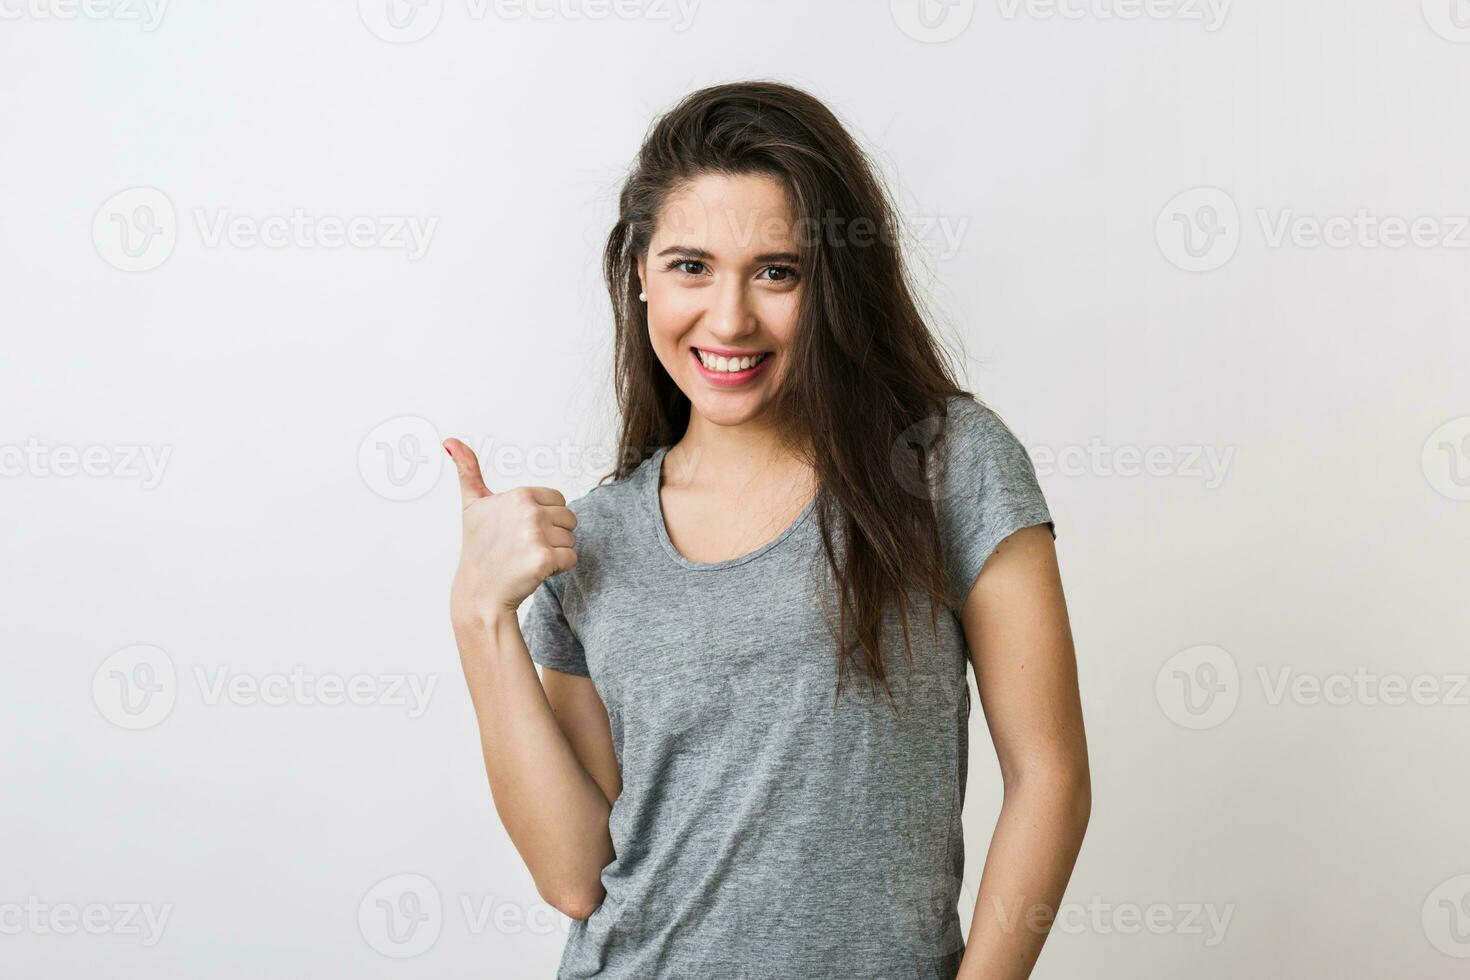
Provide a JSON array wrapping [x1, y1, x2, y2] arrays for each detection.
[[520, 395, 1054, 980]]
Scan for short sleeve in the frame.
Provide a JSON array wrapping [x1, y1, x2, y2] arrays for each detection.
[[519, 574, 589, 677], [934, 397, 1056, 610]]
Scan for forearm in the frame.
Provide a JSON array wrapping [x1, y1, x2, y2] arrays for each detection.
[[957, 769, 1091, 980], [456, 611, 614, 917]]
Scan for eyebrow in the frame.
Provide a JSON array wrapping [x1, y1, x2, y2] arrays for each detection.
[[655, 245, 801, 264]]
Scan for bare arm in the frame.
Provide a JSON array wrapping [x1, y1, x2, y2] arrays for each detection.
[[446, 437, 620, 921], [956, 524, 1091, 980], [455, 616, 617, 920], [538, 668, 623, 810]]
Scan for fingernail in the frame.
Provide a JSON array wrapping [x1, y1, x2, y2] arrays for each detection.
[[444, 445, 453, 458]]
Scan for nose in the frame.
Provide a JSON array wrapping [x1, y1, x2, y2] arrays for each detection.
[[705, 274, 758, 342]]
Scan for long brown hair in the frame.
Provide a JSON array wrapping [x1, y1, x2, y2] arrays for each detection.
[[601, 80, 974, 709]]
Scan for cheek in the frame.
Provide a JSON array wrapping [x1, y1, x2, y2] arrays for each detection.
[[646, 307, 678, 346], [760, 292, 801, 348], [645, 309, 691, 370], [647, 293, 702, 342]]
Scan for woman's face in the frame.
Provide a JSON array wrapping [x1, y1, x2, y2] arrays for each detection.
[[637, 172, 802, 428]]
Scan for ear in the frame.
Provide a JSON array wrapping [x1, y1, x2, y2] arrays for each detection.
[[635, 256, 646, 295]]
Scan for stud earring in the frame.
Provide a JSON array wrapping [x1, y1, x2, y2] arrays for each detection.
[[638, 291, 647, 302]]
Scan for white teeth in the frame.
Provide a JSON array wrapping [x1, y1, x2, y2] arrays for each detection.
[[697, 349, 766, 372]]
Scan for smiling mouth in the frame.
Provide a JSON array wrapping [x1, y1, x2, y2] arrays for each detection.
[[691, 347, 771, 373]]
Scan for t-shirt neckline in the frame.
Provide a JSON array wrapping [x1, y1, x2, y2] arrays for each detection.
[[646, 445, 818, 572]]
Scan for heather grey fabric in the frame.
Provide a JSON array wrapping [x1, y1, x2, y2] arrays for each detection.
[[520, 395, 1054, 980]]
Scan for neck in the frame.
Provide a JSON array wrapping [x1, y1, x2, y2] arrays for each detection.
[[666, 409, 809, 493]]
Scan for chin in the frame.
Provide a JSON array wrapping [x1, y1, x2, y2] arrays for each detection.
[[687, 388, 772, 425]]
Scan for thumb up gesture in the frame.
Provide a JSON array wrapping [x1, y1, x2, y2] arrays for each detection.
[[445, 437, 579, 630]]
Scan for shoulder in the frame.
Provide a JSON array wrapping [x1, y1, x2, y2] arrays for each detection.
[[930, 395, 1054, 607], [939, 393, 1029, 459], [929, 392, 1048, 516]]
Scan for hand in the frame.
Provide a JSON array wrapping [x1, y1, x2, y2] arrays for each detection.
[[444, 437, 578, 630]]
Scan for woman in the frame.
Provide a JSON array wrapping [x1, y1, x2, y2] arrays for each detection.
[[445, 80, 1090, 980]]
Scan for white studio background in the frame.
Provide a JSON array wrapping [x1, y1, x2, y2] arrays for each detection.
[[2, 2, 1467, 978]]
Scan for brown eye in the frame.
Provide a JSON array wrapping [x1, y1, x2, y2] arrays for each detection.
[[665, 259, 706, 276]]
